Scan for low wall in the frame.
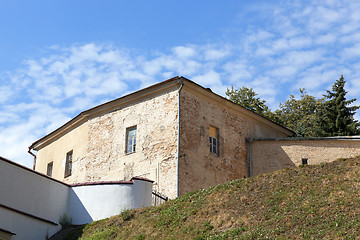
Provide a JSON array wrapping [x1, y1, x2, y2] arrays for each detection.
[[67, 178, 153, 224], [0, 157, 153, 240], [251, 138, 360, 176]]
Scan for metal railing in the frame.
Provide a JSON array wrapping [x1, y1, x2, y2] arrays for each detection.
[[152, 190, 168, 206]]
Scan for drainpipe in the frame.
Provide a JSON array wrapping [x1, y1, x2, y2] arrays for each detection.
[[177, 78, 184, 197], [248, 138, 252, 177], [28, 147, 37, 170]]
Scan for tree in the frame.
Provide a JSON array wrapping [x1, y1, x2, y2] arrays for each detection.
[[274, 89, 324, 137], [317, 75, 360, 136], [225, 75, 360, 137], [225, 86, 270, 117]]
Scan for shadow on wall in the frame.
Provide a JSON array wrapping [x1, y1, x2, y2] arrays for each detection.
[[0, 156, 154, 240], [66, 188, 93, 225], [251, 138, 360, 176], [251, 141, 295, 176]]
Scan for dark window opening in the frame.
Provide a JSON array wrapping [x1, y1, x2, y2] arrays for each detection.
[[47, 162, 53, 177], [65, 151, 73, 177]]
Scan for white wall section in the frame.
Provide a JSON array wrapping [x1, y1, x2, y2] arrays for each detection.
[[0, 157, 153, 240], [67, 178, 153, 224]]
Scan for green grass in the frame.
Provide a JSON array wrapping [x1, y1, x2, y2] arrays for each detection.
[[50, 156, 360, 239]]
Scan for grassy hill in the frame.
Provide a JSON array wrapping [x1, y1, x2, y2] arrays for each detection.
[[52, 156, 360, 239]]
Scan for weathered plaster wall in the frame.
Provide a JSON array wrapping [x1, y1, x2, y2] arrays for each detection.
[[178, 85, 293, 195], [178, 87, 246, 195], [84, 87, 179, 198], [251, 139, 360, 176], [34, 86, 179, 198], [35, 122, 89, 183]]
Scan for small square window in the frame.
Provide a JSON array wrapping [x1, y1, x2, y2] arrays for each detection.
[[47, 162, 53, 177], [64, 151, 73, 177], [302, 158, 308, 165], [126, 126, 137, 154], [209, 126, 219, 156]]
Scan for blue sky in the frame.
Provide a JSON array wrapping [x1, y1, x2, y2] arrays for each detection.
[[1, 0, 360, 167]]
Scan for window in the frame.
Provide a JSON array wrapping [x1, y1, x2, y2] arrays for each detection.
[[126, 126, 137, 154], [302, 158, 308, 165], [64, 151, 73, 177], [209, 126, 219, 156], [47, 162, 53, 177]]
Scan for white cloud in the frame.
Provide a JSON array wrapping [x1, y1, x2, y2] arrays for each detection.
[[342, 43, 360, 59], [223, 61, 252, 83], [348, 76, 360, 100], [272, 38, 289, 51], [172, 46, 196, 59], [288, 37, 313, 49], [295, 68, 340, 92], [315, 33, 336, 45], [278, 50, 324, 67], [268, 66, 298, 78], [248, 30, 274, 43], [203, 47, 230, 61], [0, 112, 19, 124], [340, 32, 360, 44], [0, 86, 12, 103], [193, 70, 221, 86]]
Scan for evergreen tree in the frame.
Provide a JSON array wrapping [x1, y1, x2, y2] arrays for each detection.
[[318, 75, 360, 136]]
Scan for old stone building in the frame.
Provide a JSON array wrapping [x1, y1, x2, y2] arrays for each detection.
[[5, 76, 359, 239], [29, 76, 294, 198]]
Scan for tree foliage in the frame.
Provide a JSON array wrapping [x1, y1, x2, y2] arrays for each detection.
[[226, 75, 359, 137], [274, 89, 324, 137], [317, 75, 360, 136], [225, 86, 270, 117]]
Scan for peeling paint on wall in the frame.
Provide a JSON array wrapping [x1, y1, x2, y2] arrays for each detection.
[[84, 88, 179, 198], [178, 88, 250, 195]]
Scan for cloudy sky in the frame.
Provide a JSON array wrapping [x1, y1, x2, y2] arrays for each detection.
[[1, 0, 360, 168]]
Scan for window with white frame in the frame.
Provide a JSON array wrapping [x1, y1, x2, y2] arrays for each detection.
[[209, 126, 219, 156], [126, 126, 137, 154], [64, 150, 73, 177]]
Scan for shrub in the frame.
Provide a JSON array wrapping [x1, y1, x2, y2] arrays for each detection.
[[59, 213, 73, 228]]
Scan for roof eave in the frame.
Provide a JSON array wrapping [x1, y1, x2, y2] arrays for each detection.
[[30, 76, 182, 151], [181, 79, 295, 137]]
